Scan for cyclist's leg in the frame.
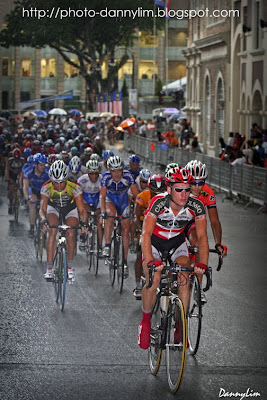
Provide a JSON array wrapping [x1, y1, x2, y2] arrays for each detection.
[[121, 217, 130, 261], [7, 181, 15, 212], [175, 255, 191, 314], [65, 210, 79, 264], [45, 209, 59, 276], [96, 208, 103, 252], [28, 193, 37, 236], [104, 201, 116, 244]]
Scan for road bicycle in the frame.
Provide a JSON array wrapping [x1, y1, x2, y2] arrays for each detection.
[[104, 215, 127, 293], [49, 223, 77, 311], [147, 254, 211, 393], [34, 201, 46, 263], [187, 246, 223, 355], [86, 209, 100, 276]]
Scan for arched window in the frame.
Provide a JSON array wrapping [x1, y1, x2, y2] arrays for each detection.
[[217, 78, 224, 139]]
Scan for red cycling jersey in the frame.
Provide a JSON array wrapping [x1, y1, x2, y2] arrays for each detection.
[[195, 184, 216, 209]]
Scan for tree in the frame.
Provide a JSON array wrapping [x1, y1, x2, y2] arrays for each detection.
[[0, 0, 164, 108], [121, 79, 128, 98], [155, 77, 163, 96]]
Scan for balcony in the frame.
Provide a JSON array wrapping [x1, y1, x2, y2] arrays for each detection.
[[167, 47, 185, 60], [118, 77, 133, 91], [139, 47, 158, 60], [41, 77, 57, 92], [139, 79, 154, 96], [20, 77, 35, 91], [64, 77, 82, 92]]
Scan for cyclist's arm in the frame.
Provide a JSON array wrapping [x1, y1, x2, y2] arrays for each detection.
[[130, 183, 139, 200], [5, 162, 10, 181], [195, 216, 209, 266], [40, 194, 48, 221], [100, 186, 107, 213], [141, 214, 157, 265], [23, 177, 30, 200], [208, 207, 222, 244], [75, 193, 88, 225]]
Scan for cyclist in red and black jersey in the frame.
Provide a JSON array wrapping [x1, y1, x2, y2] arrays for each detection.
[[185, 160, 227, 303], [137, 167, 209, 350]]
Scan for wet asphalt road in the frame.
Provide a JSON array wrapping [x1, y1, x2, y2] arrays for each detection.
[[0, 153, 267, 400]]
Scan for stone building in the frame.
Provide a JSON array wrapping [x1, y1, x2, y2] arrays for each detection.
[[183, 0, 266, 157]]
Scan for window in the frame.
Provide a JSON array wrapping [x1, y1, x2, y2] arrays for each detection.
[[2, 57, 9, 76], [168, 30, 187, 47], [64, 60, 79, 78], [41, 58, 56, 77], [118, 61, 133, 79], [138, 61, 158, 79], [217, 78, 224, 141], [21, 58, 31, 77]]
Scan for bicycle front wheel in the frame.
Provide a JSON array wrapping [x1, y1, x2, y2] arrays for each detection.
[[109, 236, 116, 286], [148, 296, 163, 375], [188, 275, 202, 355], [116, 236, 124, 293], [58, 247, 67, 311], [166, 298, 187, 394], [89, 226, 99, 276]]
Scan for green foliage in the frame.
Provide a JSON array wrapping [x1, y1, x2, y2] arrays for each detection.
[[155, 77, 163, 96], [0, 0, 164, 98]]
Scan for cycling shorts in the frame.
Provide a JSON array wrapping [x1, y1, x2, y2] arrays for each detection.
[[47, 205, 78, 220], [150, 233, 189, 262], [83, 192, 100, 210], [106, 192, 130, 217]]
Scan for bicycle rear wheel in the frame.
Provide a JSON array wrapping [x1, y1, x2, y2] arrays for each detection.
[[89, 226, 99, 276], [116, 236, 124, 293], [148, 296, 163, 375], [166, 298, 187, 394], [188, 275, 202, 355]]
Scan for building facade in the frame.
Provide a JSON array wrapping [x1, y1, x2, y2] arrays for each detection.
[[0, 1, 188, 113], [183, 0, 266, 157]]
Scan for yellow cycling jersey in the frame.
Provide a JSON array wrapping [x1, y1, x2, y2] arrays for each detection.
[[135, 189, 152, 221], [41, 180, 82, 211]]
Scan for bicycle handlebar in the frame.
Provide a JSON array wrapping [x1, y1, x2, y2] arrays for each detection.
[[188, 246, 223, 272], [146, 262, 211, 292], [48, 225, 78, 230]]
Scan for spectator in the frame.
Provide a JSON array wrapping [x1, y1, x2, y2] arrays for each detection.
[[219, 137, 226, 157], [240, 139, 254, 165], [227, 132, 235, 148], [231, 149, 246, 166], [191, 136, 202, 153], [256, 140, 265, 167]]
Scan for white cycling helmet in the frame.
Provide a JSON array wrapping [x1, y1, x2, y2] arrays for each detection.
[[107, 156, 124, 170], [139, 168, 152, 182], [49, 160, 69, 182], [86, 159, 100, 173], [185, 160, 208, 180], [68, 156, 81, 173], [90, 153, 101, 161]]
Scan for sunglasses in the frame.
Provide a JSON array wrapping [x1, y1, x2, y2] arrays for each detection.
[[173, 187, 191, 193], [192, 181, 205, 186], [140, 180, 148, 184]]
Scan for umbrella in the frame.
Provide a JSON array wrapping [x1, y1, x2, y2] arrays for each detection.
[[115, 126, 124, 132], [169, 113, 180, 120], [119, 118, 135, 128], [34, 110, 47, 117], [163, 108, 179, 115], [48, 108, 67, 116], [100, 112, 114, 118], [68, 109, 82, 116], [22, 110, 36, 118]]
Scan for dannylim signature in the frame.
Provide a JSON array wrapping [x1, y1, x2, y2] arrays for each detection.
[[219, 388, 261, 400]]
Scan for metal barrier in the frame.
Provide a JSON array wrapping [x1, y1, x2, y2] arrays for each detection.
[[124, 135, 267, 213]]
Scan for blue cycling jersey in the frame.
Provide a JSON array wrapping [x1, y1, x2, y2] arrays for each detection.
[[24, 165, 49, 192], [101, 170, 134, 216], [124, 164, 142, 181], [22, 163, 32, 177]]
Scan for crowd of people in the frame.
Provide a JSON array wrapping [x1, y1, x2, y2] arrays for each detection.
[[0, 110, 229, 351]]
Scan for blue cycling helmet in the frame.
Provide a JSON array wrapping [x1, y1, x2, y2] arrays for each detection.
[[33, 153, 47, 164], [68, 156, 81, 173], [129, 154, 140, 163], [27, 155, 34, 164], [139, 168, 152, 182], [23, 148, 32, 156], [71, 146, 79, 155], [102, 150, 114, 160]]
